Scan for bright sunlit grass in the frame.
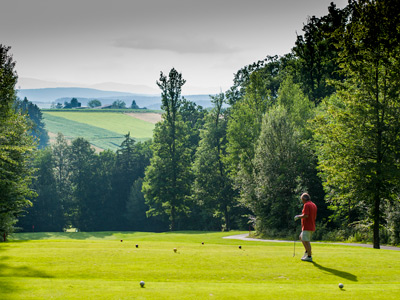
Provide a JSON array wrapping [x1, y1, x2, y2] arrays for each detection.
[[1, 231, 399, 299]]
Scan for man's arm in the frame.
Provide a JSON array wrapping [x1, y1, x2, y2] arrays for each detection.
[[295, 203, 310, 220], [294, 214, 308, 221]]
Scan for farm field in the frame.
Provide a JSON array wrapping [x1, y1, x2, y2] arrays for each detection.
[[42, 111, 161, 151], [1, 231, 400, 299]]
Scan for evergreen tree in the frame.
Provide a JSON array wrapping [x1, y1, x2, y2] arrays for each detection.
[[0, 45, 35, 240], [125, 178, 148, 230], [130, 100, 139, 109], [15, 97, 49, 148], [109, 133, 140, 230]]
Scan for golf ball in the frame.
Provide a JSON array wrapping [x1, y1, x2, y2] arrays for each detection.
[[140, 281, 145, 287], [338, 283, 344, 289]]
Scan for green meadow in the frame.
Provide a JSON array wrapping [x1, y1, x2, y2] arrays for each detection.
[[42, 111, 158, 151], [1, 232, 399, 299]]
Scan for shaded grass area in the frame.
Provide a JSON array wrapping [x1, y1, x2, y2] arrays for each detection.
[[1, 231, 400, 299]]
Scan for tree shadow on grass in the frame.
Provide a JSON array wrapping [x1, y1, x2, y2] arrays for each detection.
[[10, 231, 118, 240], [0, 251, 53, 299], [312, 261, 358, 282]]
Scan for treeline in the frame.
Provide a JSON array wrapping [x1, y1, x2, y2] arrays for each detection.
[[18, 133, 168, 232], [52, 98, 143, 109], [2, 1, 400, 248]]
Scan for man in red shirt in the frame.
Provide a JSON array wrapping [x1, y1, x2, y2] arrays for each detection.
[[295, 193, 317, 262]]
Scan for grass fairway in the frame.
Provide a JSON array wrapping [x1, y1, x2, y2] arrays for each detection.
[[1, 232, 399, 299]]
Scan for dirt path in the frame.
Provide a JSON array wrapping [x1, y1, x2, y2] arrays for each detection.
[[224, 233, 400, 251], [124, 112, 162, 124]]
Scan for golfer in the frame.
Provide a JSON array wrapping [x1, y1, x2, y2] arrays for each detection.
[[294, 193, 317, 262]]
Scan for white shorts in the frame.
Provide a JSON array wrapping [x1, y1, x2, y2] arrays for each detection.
[[300, 230, 313, 242]]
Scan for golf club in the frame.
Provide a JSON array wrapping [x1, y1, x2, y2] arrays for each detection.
[[293, 222, 297, 257]]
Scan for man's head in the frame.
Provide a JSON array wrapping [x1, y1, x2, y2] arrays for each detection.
[[301, 193, 311, 203]]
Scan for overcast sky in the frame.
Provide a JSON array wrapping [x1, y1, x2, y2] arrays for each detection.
[[1, 0, 348, 94]]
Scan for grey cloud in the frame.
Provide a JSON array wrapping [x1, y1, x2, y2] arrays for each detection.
[[114, 35, 240, 54]]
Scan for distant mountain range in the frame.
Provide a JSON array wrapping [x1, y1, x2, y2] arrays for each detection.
[[17, 87, 217, 109], [16, 77, 161, 94]]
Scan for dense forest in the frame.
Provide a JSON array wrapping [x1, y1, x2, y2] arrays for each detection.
[[1, 0, 400, 249]]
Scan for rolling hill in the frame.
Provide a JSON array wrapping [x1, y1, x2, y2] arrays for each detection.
[[42, 110, 161, 151], [18, 87, 217, 109]]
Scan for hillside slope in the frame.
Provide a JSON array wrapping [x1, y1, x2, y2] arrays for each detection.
[[43, 111, 159, 151]]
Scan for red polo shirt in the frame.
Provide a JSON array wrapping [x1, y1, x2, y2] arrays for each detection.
[[302, 201, 317, 231]]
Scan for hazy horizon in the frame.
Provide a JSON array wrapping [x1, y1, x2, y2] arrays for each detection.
[[2, 0, 348, 95]]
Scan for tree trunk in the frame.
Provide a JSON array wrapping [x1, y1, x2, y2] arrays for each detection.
[[373, 194, 380, 249], [170, 206, 175, 231], [224, 205, 230, 231]]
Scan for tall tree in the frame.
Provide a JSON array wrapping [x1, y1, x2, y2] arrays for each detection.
[[109, 133, 149, 230], [93, 149, 116, 230], [252, 106, 308, 234], [226, 55, 284, 106], [293, 2, 349, 105], [179, 98, 206, 158], [192, 93, 236, 230], [69, 138, 98, 230], [52, 133, 73, 228], [125, 178, 148, 230], [0, 45, 35, 239], [314, 0, 400, 249], [277, 76, 327, 220], [225, 70, 274, 208], [143, 68, 192, 230], [251, 77, 320, 235]]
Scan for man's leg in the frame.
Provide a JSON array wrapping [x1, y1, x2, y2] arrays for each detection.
[[300, 231, 313, 261], [299, 232, 308, 258], [302, 241, 312, 256]]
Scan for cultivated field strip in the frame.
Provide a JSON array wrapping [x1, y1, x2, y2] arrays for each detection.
[[43, 111, 156, 151]]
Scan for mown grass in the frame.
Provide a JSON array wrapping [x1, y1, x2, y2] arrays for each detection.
[[1, 231, 399, 299], [43, 111, 156, 151]]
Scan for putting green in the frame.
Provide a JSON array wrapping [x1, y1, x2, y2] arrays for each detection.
[[1, 231, 399, 299]]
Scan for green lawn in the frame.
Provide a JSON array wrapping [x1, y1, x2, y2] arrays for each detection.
[[43, 111, 156, 151], [1, 231, 399, 299]]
